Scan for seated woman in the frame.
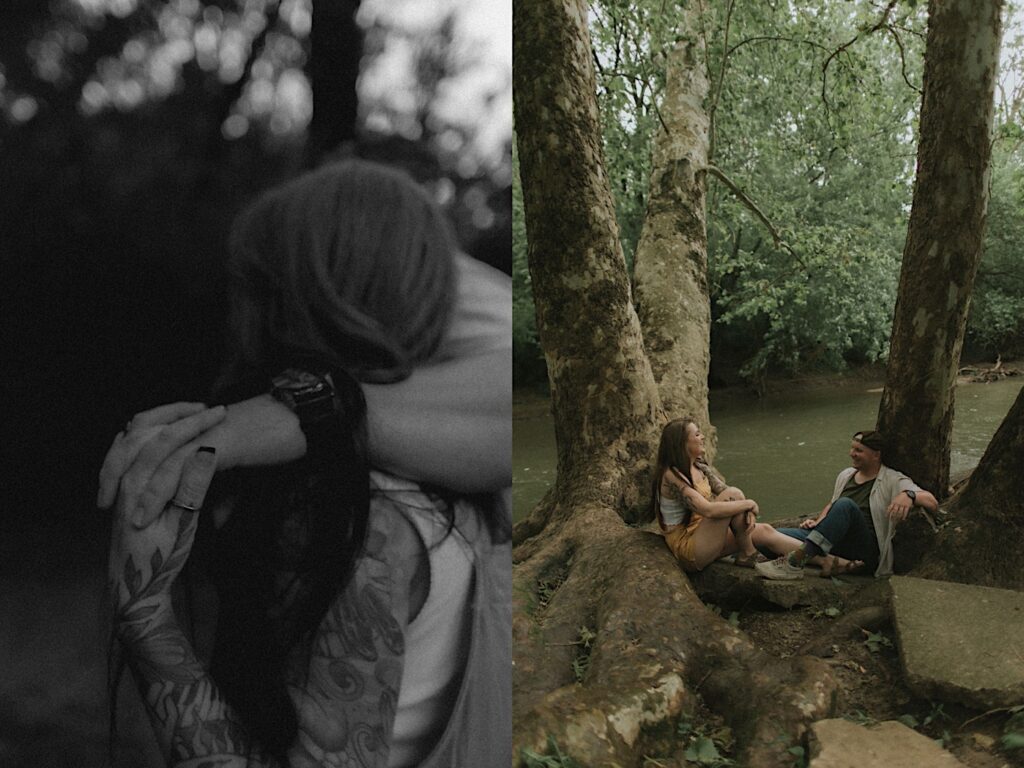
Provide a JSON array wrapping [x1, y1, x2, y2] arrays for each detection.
[[105, 160, 509, 767], [650, 418, 798, 572]]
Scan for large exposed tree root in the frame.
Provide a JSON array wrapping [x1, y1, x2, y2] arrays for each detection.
[[513, 503, 839, 767]]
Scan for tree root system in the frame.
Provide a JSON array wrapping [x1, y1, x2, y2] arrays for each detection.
[[514, 513, 1024, 767]]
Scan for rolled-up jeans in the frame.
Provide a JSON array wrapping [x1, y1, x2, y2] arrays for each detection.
[[776, 497, 879, 570]]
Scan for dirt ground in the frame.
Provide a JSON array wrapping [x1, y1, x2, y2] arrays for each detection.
[[733, 604, 1024, 768]]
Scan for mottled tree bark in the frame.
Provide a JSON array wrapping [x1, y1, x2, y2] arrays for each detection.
[[877, 0, 1003, 495], [512, 1, 835, 765], [911, 383, 1024, 589], [513, 0, 664, 541], [632, 7, 717, 457]]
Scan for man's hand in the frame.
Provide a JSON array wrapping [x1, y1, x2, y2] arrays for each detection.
[[886, 491, 914, 523], [799, 517, 818, 530]]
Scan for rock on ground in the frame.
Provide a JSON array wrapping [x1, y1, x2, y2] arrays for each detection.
[[809, 718, 965, 767], [891, 575, 1024, 709], [691, 560, 875, 610]]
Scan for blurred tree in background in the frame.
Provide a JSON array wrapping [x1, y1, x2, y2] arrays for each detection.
[[0, 0, 511, 527]]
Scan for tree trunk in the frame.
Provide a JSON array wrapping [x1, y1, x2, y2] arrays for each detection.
[[513, 2, 836, 765], [877, 0, 1003, 495], [632, 8, 717, 457], [911, 383, 1024, 588], [513, 0, 664, 542], [305, 0, 362, 165]]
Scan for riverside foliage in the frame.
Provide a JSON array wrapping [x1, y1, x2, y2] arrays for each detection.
[[512, 0, 1024, 387]]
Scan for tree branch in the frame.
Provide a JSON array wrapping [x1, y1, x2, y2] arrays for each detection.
[[702, 163, 804, 267], [708, 0, 736, 159], [884, 24, 922, 95], [821, 0, 899, 114]]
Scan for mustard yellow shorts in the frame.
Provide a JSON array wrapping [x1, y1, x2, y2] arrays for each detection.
[[663, 517, 703, 573]]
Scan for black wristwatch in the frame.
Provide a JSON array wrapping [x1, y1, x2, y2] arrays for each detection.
[[270, 368, 338, 431], [904, 489, 917, 504]]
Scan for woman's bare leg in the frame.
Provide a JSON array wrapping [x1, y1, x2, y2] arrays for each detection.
[[751, 523, 805, 557], [691, 513, 755, 570]]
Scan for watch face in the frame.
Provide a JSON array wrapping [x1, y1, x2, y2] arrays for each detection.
[[273, 368, 326, 393], [272, 369, 336, 426]]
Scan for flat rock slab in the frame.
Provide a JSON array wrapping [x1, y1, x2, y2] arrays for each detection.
[[891, 575, 1024, 709], [808, 718, 964, 767], [690, 560, 875, 610]]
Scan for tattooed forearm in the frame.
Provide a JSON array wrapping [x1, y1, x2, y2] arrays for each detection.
[[119, 608, 280, 767], [111, 514, 279, 767]]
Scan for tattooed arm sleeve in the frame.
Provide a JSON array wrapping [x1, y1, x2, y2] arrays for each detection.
[[286, 510, 417, 768], [115, 508, 418, 768], [113, 512, 280, 767]]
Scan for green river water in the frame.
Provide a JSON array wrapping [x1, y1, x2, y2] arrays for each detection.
[[513, 377, 1023, 523]]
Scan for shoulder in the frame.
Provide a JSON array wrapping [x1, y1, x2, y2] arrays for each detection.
[[835, 467, 856, 483], [439, 252, 512, 359], [878, 463, 916, 491]]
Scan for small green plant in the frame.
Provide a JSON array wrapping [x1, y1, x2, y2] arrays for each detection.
[[727, 611, 740, 628], [521, 735, 580, 767], [922, 702, 951, 727], [787, 744, 808, 768], [684, 736, 733, 767], [536, 579, 559, 609], [842, 709, 878, 726], [571, 626, 595, 683], [933, 729, 952, 749], [1002, 705, 1024, 751], [862, 630, 893, 653], [811, 605, 842, 619], [897, 714, 919, 729], [676, 718, 734, 766]]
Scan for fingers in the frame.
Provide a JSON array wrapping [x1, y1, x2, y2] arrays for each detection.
[[97, 402, 209, 509], [887, 503, 910, 522], [166, 447, 217, 514], [132, 440, 199, 527], [129, 402, 208, 432], [98, 426, 161, 509], [118, 406, 226, 515]]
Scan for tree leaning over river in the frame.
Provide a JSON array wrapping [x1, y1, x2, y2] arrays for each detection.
[[878, 0, 1004, 496]]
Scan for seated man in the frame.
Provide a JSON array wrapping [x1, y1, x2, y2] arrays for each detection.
[[756, 430, 938, 580]]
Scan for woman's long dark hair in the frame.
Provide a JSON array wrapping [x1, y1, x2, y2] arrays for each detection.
[[208, 159, 458, 758], [649, 417, 698, 528]]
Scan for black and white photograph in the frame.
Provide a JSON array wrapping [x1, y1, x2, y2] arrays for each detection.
[[1, 0, 511, 765]]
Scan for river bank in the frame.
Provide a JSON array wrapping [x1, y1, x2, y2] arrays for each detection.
[[513, 362, 1023, 523]]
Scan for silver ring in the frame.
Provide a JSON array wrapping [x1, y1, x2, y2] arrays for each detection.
[[170, 499, 201, 512]]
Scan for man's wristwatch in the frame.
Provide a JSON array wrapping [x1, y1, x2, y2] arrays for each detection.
[[270, 368, 338, 432], [904, 489, 917, 504]]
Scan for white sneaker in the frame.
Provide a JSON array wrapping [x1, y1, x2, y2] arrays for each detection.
[[755, 555, 804, 580]]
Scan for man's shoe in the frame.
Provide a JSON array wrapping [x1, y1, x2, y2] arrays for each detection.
[[755, 555, 804, 580]]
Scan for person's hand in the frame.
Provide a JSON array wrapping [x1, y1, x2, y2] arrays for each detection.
[[747, 500, 759, 517], [887, 494, 913, 523], [799, 517, 818, 530], [98, 396, 305, 528], [108, 415, 219, 627], [98, 403, 226, 527]]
